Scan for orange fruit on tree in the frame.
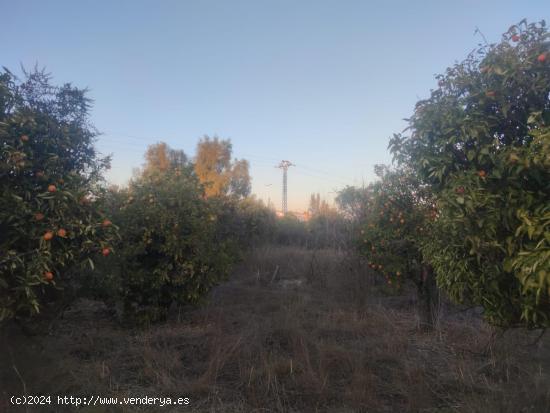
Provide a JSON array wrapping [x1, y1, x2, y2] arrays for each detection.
[[537, 53, 547, 63], [44, 271, 54, 281], [48, 184, 57, 192], [478, 170, 487, 178], [57, 228, 67, 237], [102, 219, 112, 227], [34, 212, 45, 221], [102, 248, 111, 257], [43, 231, 54, 241], [20, 135, 29, 142]]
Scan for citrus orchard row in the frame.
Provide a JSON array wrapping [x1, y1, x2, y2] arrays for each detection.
[[360, 20, 549, 329]]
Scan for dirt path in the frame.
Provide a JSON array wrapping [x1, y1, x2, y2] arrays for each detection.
[[1, 246, 549, 412]]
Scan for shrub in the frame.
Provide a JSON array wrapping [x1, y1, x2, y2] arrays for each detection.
[[212, 196, 277, 249], [274, 215, 309, 247]]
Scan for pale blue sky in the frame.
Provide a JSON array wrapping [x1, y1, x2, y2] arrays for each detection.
[[3, 1, 548, 210]]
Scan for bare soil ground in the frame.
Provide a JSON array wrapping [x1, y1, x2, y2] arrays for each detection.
[[1, 246, 550, 412]]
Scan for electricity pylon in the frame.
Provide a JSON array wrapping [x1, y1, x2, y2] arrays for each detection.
[[276, 160, 294, 215]]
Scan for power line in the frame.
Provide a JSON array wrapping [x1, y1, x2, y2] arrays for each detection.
[[97, 130, 359, 187], [295, 164, 353, 185]]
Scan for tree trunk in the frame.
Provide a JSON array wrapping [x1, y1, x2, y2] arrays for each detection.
[[416, 264, 438, 331]]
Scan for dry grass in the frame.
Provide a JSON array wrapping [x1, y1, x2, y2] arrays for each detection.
[[1, 245, 550, 412]]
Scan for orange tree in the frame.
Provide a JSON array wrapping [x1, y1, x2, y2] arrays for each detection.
[[0, 68, 117, 322], [358, 165, 438, 329], [389, 20, 550, 328], [99, 165, 236, 324]]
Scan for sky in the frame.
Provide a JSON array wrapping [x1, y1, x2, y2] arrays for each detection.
[[3, 0, 548, 210]]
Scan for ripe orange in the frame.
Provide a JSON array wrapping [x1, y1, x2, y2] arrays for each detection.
[[537, 53, 547, 63], [34, 212, 45, 221], [102, 248, 111, 257], [478, 170, 487, 178], [44, 231, 54, 241], [20, 135, 29, 142], [102, 219, 112, 227], [44, 271, 54, 281], [48, 184, 57, 193], [57, 228, 67, 238]]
